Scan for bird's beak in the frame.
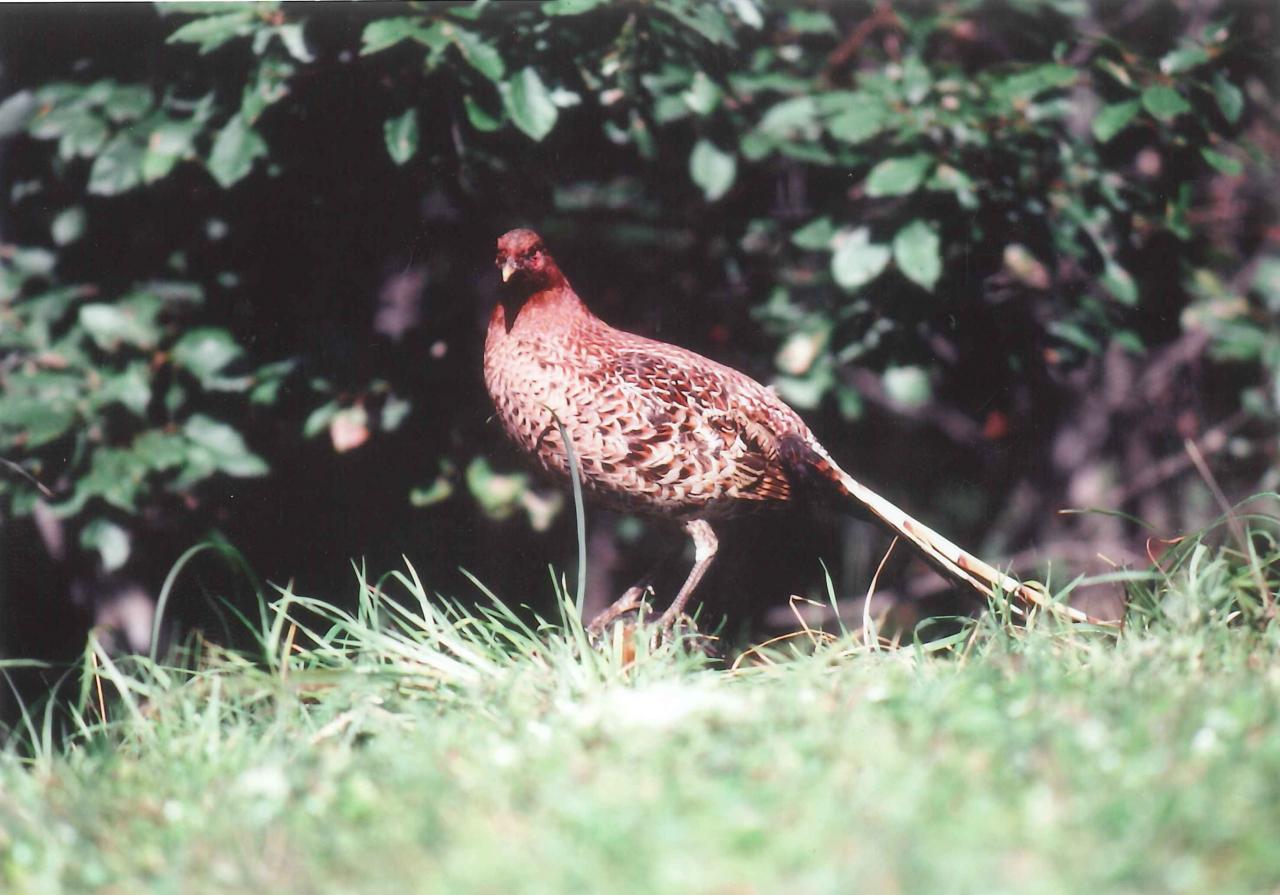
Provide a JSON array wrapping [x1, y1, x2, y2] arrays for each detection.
[[501, 261, 516, 283]]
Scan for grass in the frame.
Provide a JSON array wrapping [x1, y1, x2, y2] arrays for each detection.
[[2, 513, 1280, 894]]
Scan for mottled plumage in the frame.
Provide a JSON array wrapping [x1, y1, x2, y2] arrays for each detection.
[[486, 296, 800, 517], [484, 228, 1100, 630]]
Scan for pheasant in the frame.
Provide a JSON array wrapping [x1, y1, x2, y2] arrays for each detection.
[[484, 228, 1101, 632]]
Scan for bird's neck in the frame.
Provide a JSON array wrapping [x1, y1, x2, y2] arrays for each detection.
[[498, 275, 592, 333]]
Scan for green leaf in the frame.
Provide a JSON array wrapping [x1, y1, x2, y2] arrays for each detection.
[[1048, 320, 1103, 355], [87, 135, 144, 196], [757, 97, 817, 139], [28, 104, 88, 140], [654, 94, 691, 125], [1093, 58, 1134, 89], [773, 364, 835, 410], [1102, 261, 1138, 306], [542, 0, 610, 13], [383, 109, 420, 165], [54, 448, 142, 516], [1212, 73, 1243, 125], [207, 115, 267, 188], [249, 25, 273, 54], [240, 59, 293, 124], [303, 401, 340, 438], [132, 429, 189, 471], [1092, 99, 1141, 143], [654, 0, 735, 46], [1159, 45, 1209, 75], [51, 207, 86, 246], [787, 10, 836, 33], [831, 231, 890, 291], [142, 120, 200, 183], [410, 476, 454, 507], [926, 164, 977, 209], [463, 94, 504, 132], [893, 220, 942, 292], [1200, 147, 1242, 176], [466, 456, 532, 520], [865, 153, 932, 197], [682, 71, 722, 116], [183, 414, 268, 478], [791, 216, 835, 251], [725, 0, 763, 28], [1251, 258, 1280, 316], [149, 120, 199, 157], [80, 519, 131, 572], [0, 401, 77, 450], [166, 11, 255, 53], [775, 328, 829, 376], [444, 24, 505, 82], [57, 113, 108, 160], [33, 82, 85, 107], [993, 64, 1076, 105], [1141, 85, 1191, 123], [689, 139, 736, 201], [103, 84, 153, 123], [9, 247, 55, 276], [360, 16, 433, 54], [502, 68, 558, 141], [835, 384, 863, 420], [380, 395, 412, 432], [79, 300, 161, 351], [247, 359, 296, 405], [443, 2, 485, 20], [249, 380, 280, 405], [0, 375, 79, 448], [82, 79, 117, 106], [19, 287, 83, 332], [1166, 182, 1193, 240], [276, 23, 314, 62], [97, 362, 153, 417], [883, 366, 931, 408], [825, 93, 888, 145], [0, 90, 35, 138], [899, 54, 932, 104], [1112, 329, 1145, 354], [173, 327, 244, 384]]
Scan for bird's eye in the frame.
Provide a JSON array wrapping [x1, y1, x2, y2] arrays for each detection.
[[524, 249, 537, 261]]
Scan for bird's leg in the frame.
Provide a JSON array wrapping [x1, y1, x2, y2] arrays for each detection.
[[587, 573, 657, 635], [656, 519, 719, 633], [585, 538, 685, 634], [587, 521, 720, 636]]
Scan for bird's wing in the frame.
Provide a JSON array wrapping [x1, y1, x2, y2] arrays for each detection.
[[608, 347, 794, 505]]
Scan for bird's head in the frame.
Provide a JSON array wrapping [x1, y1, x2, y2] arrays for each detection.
[[495, 228, 563, 292]]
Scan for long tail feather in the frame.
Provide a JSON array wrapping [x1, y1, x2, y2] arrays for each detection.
[[812, 451, 1114, 626]]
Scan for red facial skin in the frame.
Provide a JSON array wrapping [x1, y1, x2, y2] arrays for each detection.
[[495, 228, 567, 294]]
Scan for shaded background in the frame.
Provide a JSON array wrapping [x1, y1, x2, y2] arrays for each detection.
[[1, 1, 1277, 714]]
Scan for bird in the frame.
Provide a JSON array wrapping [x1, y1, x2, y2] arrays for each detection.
[[483, 227, 1102, 634]]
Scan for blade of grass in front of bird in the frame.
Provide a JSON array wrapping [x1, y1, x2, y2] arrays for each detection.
[[552, 413, 588, 619]]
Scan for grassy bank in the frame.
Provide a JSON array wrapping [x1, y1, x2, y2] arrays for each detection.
[[3, 531, 1280, 894]]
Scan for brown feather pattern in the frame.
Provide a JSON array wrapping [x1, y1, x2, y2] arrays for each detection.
[[485, 287, 800, 519]]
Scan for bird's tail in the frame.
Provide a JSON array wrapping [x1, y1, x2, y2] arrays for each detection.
[[804, 447, 1112, 626]]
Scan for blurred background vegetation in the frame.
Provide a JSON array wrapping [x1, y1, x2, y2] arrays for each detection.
[[0, 0, 1276, 703]]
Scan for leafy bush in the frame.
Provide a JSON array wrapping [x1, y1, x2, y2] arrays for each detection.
[[0, 1, 1274, 633]]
